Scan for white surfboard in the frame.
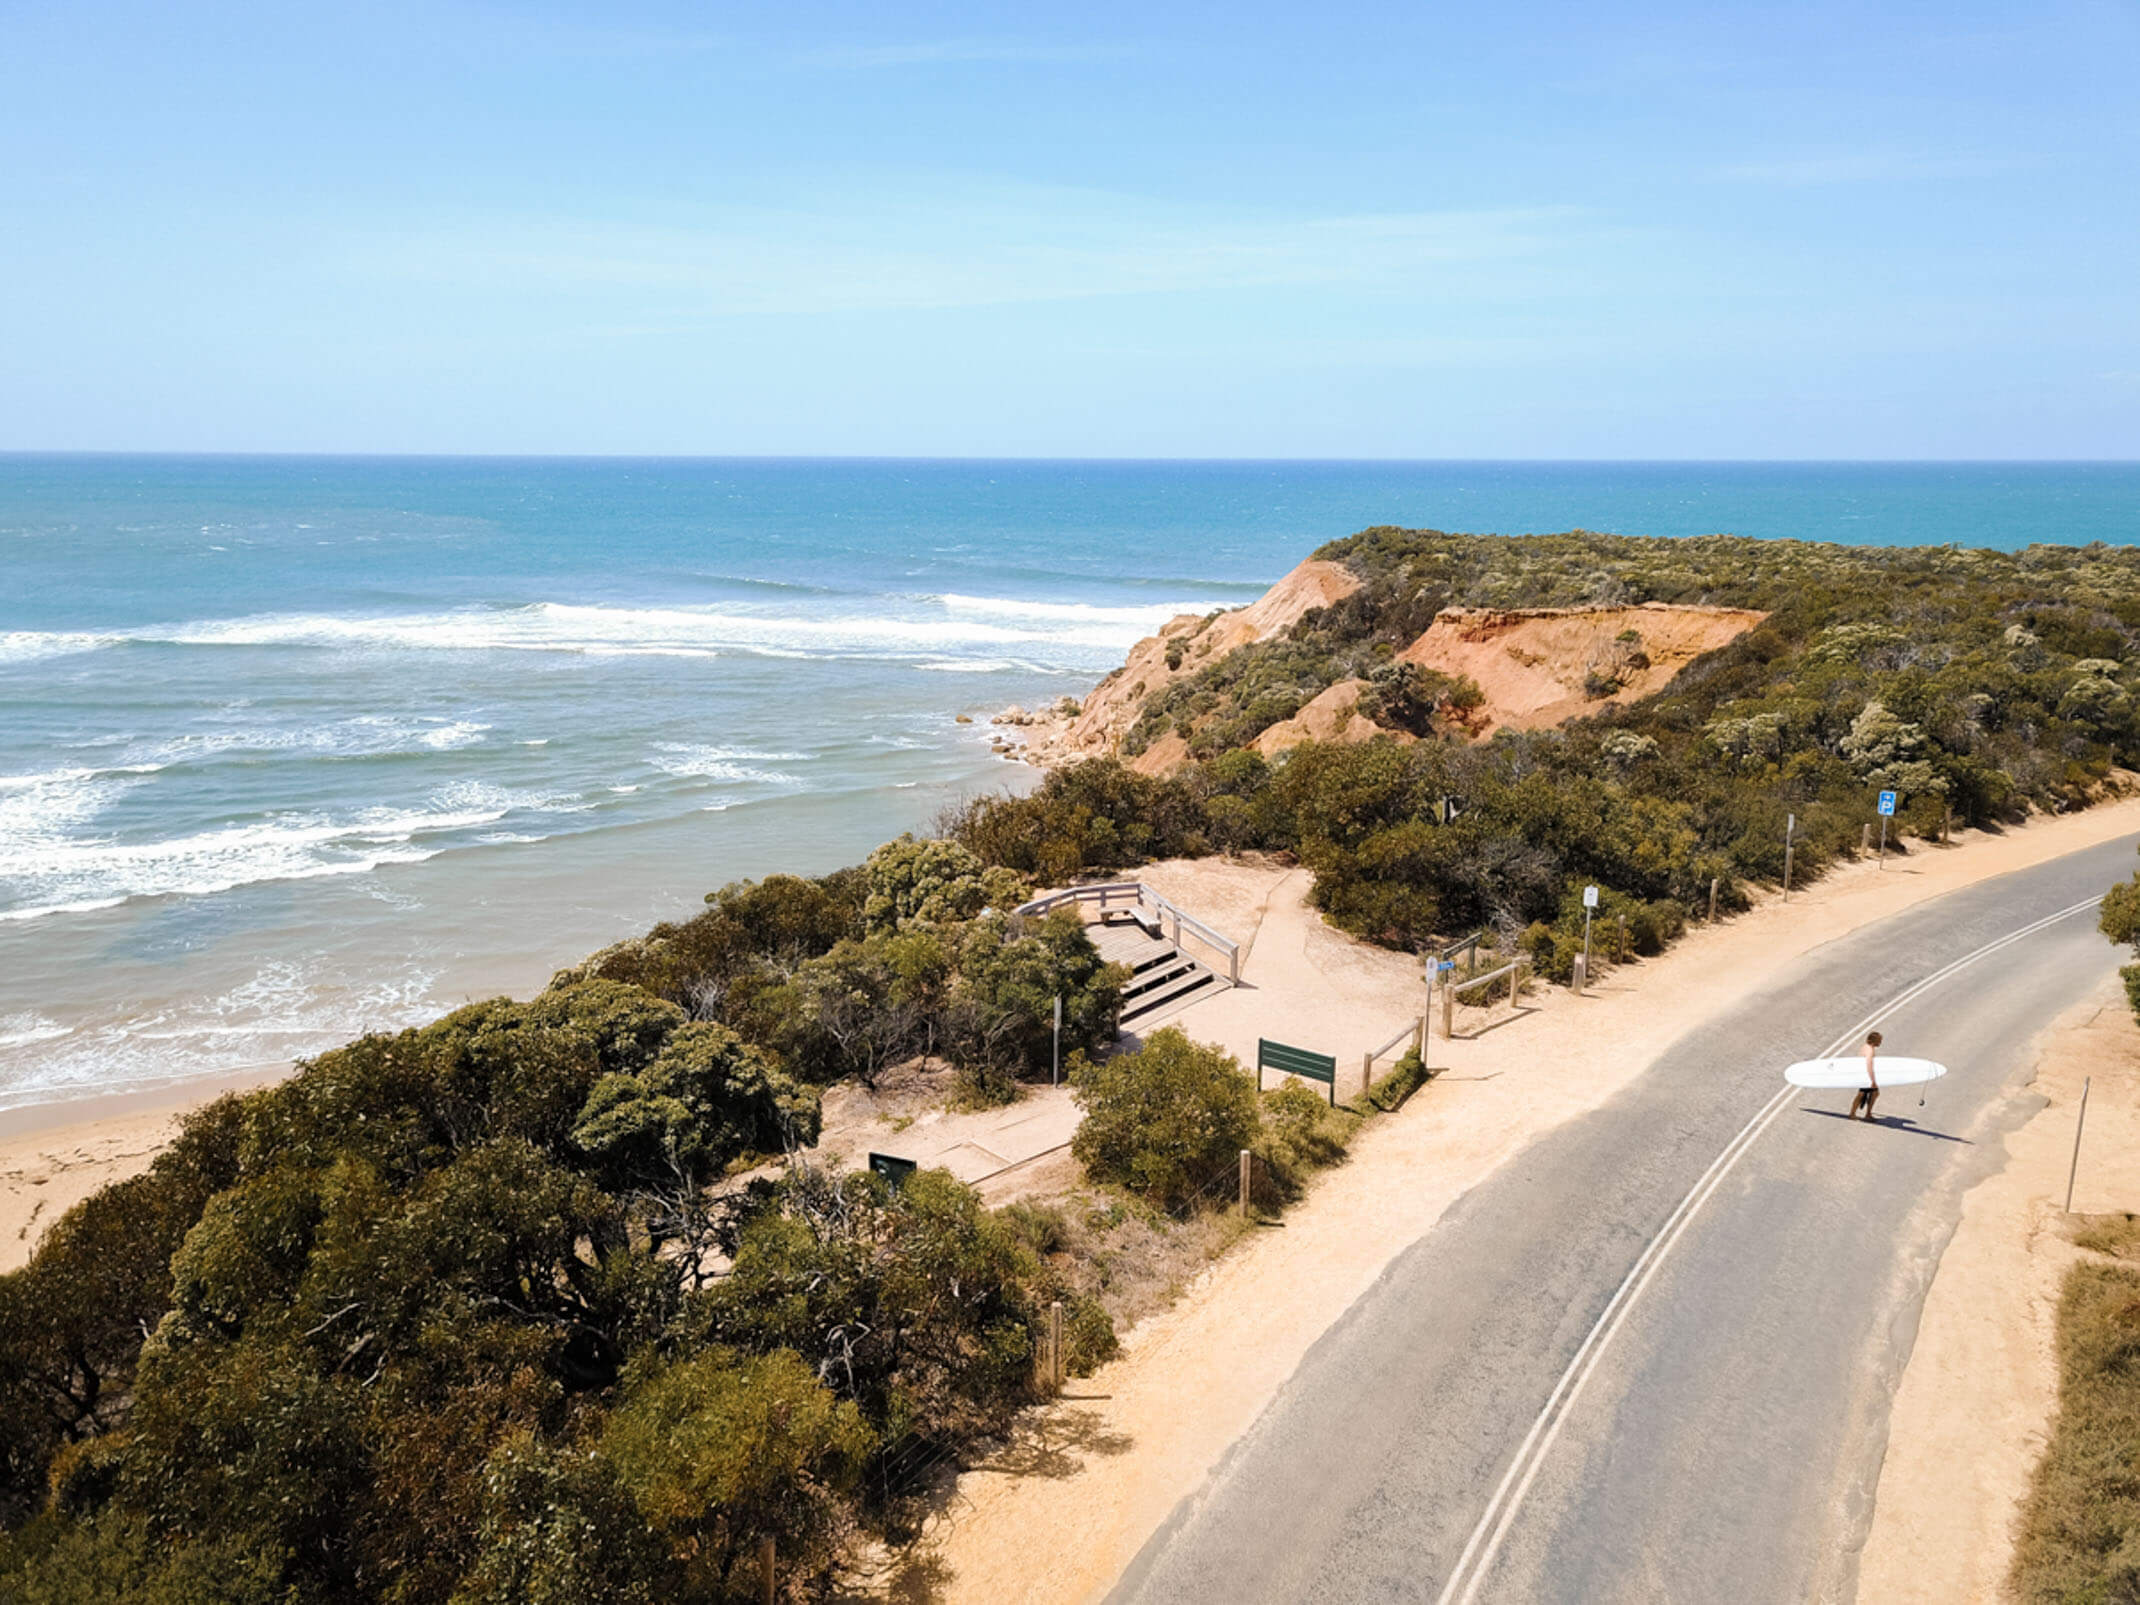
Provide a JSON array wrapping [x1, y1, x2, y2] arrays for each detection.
[[1784, 1055, 1948, 1090]]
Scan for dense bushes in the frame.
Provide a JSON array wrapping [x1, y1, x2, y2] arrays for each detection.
[[2008, 1246, 2140, 1603], [555, 839, 1122, 1100], [0, 981, 1110, 1602]]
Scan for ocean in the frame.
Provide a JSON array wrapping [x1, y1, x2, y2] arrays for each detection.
[[4, 456, 2136, 1113]]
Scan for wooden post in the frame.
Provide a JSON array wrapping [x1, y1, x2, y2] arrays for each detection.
[[1616, 914, 1628, 962], [1572, 952, 1587, 995], [1441, 970, 1455, 1040], [1361, 1050, 1375, 1102], [2066, 1077, 2092, 1213], [1049, 1300, 1065, 1390], [1708, 877, 1720, 924], [759, 1535, 776, 1605], [1942, 804, 1952, 844], [1861, 822, 1872, 855], [1238, 1149, 1251, 1218]]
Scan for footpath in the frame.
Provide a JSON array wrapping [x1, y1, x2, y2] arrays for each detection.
[[892, 797, 2140, 1605]]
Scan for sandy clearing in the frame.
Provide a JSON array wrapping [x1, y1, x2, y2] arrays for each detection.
[[897, 796, 2140, 1605], [1855, 976, 2140, 1603]]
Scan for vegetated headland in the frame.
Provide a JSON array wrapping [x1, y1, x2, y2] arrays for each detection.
[[7, 526, 2140, 1604]]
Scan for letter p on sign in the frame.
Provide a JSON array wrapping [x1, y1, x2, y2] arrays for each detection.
[[1877, 790, 1897, 817]]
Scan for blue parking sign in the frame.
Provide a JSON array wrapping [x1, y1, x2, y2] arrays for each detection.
[[1877, 790, 1897, 816]]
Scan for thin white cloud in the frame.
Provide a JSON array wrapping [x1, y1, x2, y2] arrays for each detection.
[[803, 38, 1131, 69], [1718, 150, 2027, 186]]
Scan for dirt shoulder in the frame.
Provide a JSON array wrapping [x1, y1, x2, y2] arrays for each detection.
[[899, 799, 2140, 1605], [1855, 976, 2140, 1603]]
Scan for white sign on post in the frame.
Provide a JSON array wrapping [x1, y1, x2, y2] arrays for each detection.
[[1582, 885, 1599, 909], [1877, 791, 1897, 817]]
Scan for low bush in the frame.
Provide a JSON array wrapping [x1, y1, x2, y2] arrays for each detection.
[[1364, 1046, 1432, 1112], [1070, 1029, 1260, 1212], [2009, 1257, 2140, 1602]]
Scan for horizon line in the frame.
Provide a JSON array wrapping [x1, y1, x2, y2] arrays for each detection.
[[3, 451, 2138, 468]]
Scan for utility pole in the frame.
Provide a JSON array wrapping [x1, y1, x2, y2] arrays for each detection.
[[1783, 813, 1796, 902]]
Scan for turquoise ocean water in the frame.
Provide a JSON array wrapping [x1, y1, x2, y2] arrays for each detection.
[[4, 457, 2136, 1112]]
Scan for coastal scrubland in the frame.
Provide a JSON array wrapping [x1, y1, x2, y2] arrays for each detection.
[[7, 529, 2140, 1602]]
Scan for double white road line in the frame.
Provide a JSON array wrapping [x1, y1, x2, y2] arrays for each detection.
[[1433, 894, 2101, 1605]]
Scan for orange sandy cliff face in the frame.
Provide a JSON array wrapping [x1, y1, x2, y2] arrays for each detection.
[[1011, 564, 1766, 771], [1398, 603, 1768, 736]]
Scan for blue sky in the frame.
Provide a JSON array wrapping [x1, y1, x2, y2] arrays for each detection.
[[3, 1, 2135, 457]]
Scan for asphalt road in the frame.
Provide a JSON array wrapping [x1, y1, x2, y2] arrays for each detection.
[[1108, 833, 2137, 1605]]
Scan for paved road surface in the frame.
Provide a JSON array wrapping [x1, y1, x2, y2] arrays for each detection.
[[1108, 835, 2135, 1605]]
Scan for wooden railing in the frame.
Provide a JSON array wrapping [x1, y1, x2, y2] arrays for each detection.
[[1013, 882, 1241, 984]]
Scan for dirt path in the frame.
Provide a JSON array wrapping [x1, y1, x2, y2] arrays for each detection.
[[1855, 978, 2140, 1603], [896, 801, 2140, 1605]]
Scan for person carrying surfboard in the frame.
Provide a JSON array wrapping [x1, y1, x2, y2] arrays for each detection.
[[1848, 1032, 1883, 1120]]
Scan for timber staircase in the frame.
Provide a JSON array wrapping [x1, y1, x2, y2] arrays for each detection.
[[1013, 882, 1239, 1032]]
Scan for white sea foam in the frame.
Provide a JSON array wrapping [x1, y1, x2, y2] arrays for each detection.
[[0, 630, 119, 666], [0, 959, 445, 1112], [133, 714, 492, 765], [2, 591, 1232, 670], [0, 784, 566, 921], [0, 766, 153, 844], [0, 1013, 72, 1050], [648, 743, 801, 785]]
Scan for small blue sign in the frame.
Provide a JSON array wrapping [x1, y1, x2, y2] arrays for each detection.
[[1877, 790, 1897, 817]]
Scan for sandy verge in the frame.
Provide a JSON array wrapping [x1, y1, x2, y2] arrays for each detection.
[[0, 1066, 287, 1274], [894, 798, 2140, 1605], [1854, 977, 2140, 1603]]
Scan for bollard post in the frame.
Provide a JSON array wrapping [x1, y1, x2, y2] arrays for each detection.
[[1239, 1149, 1251, 1218], [1442, 971, 1455, 1040], [1361, 1050, 1374, 1103], [1708, 877, 1720, 924], [2066, 1077, 2092, 1213], [759, 1535, 776, 1605], [1617, 914, 1628, 962], [1942, 804, 1952, 844], [1049, 1301, 1065, 1390], [1862, 822, 1872, 855], [1573, 952, 1587, 995]]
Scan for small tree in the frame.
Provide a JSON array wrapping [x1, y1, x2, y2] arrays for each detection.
[[2099, 858, 2140, 1021], [1071, 1029, 1259, 1211]]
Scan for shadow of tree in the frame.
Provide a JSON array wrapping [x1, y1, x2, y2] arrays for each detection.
[[832, 1408, 1136, 1602]]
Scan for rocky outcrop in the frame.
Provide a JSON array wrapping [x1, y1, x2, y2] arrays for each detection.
[[1019, 558, 1362, 767]]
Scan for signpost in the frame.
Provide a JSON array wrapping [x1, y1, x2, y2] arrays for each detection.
[[1256, 1038, 1339, 1107], [1052, 994, 1063, 1086], [1581, 884, 1599, 984], [1783, 813, 1796, 902], [1877, 789, 1896, 868]]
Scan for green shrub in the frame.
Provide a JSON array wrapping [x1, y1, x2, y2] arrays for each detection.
[[1366, 1047, 1431, 1112], [1070, 1030, 1260, 1211]]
